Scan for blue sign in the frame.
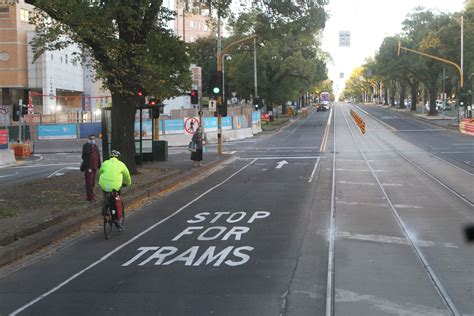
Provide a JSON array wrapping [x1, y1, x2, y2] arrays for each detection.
[[222, 117, 232, 130], [134, 120, 153, 140], [204, 117, 218, 132], [252, 111, 261, 124], [164, 119, 184, 134], [38, 124, 77, 140]]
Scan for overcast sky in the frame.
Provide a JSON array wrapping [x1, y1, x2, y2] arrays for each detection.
[[321, 0, 465, 95]]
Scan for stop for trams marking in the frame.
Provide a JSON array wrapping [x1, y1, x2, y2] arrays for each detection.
[[122, 211, 270, 267]]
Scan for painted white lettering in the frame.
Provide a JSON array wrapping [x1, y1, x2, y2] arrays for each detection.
[[197, 226, 227, 241], [122, 247, 159, 266], [225, 246, 254, 266], [210, 211, 230, 223], [163, 246, 200, 266], [172, 226, 203, 241], [193, 246, 234, 266], [187, 212, 210, 224], [248, 211, 270, 223], [222, 226, 250, 241], [226, 212, 247, 223], [138, 247, 178, 266]]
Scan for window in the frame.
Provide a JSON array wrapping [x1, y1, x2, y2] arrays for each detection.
[[65, 54, 68, 64], [20, 9, 30, 22], [51, 54, 53, 61], [60, 56, 63, 64], [189, 21, 194, 28], [0, 7, 9, 14]]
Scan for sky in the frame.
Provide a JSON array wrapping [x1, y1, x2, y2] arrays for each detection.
[[321, 0, 466, 96]]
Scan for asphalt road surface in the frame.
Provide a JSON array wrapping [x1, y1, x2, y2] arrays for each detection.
[[1, 105, 472, 316]]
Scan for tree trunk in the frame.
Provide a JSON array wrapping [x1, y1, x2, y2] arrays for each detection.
[[111, 92, 138, 174], [384, 86, 388, 105], [410, 82, 418, 111], [428, 83, 438, 116], [399, 83, 406, 109]]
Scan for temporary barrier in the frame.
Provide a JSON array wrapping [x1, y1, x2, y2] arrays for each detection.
[[459, 118, 474, 136], [350, 109, 366, 134], [12, 143, 31, 158]]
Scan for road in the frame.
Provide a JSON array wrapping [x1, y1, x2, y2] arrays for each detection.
[[1, 105, 473, 315]]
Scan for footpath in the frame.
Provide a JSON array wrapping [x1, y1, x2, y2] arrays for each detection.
[[0, 151, 232, 267]]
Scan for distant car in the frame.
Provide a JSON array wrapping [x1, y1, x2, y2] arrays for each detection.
[[404, 99, 412, 107], [317, 103, 329, 111], [425, 100, 451, 111]]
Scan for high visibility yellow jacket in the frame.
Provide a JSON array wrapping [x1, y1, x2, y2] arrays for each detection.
[[99, 157, 132, 192]]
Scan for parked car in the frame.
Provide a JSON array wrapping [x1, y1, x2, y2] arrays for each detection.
[[404, 99, 412, 107], [425, 100, 451, 111]]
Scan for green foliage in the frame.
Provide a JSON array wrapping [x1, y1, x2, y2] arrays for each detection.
[[224, 2, 328, 105], [28, 0, 192, 99]]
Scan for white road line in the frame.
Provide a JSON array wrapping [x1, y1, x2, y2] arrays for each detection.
[[46, 167, 79, 179], [391, 129, 444, 132], [353, 105, 368, 115], [337, 232, 457, 248], [336, 288, 450, 316], [341, 106, 461, 316], [440, 151, 474, 154], [284, 111, 313, 139], [308, 158, 320, 183], [326, 106, 336, 316], [337, 180, 376, 186], [9, 159, 257, 316], [0, 173, 18, 178], [238, 156, 324, 160]]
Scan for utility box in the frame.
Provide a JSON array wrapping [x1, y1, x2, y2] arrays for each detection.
[[153, 140, 168, 161]]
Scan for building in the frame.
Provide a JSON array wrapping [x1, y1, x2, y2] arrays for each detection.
[[0, 1, 35, 109]]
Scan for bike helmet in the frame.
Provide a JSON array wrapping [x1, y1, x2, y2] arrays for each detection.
[[110, 150, 121, 158]]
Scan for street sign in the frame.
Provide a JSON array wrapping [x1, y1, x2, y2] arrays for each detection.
[[28, 103, 34, 115], [339, 31, 350, 47], [184, 116, 200, 135], [209, 100, 217, 112]]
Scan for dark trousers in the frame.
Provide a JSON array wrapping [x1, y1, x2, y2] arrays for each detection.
[[85, 169, 97, 201]]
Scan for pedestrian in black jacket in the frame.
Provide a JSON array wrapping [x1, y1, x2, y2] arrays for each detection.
[[81, 134, 101, 202]]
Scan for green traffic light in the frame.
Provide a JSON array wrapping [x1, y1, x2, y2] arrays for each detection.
[[213, 87, 220, 94]]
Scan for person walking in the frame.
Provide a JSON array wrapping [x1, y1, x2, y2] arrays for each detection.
[[81, 134, 101, 202], [190, 126, 205, 167]]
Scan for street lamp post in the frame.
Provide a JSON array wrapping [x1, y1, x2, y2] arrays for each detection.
[[222, 54, 231, 109]]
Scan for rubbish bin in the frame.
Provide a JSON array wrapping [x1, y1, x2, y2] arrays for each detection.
[[153, 140, 168, 161]]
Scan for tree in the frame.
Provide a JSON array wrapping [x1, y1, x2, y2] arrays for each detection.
[[24, 0, 192, 173], [225, 3, 328, 112]]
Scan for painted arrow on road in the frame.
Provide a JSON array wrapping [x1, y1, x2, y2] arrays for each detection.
[[275, 160, 288, 169]]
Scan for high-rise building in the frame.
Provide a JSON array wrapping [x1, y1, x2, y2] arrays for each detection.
[[0, 1, 36, 108]]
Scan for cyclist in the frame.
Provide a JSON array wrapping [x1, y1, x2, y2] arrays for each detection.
[[98, 150, 132, 229]]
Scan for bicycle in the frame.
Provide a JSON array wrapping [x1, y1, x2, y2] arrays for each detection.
[[102, 190, 125, 239]]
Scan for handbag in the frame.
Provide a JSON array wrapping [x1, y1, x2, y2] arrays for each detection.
[[80, 161, 86, 172], [188, 141, 197, 152]]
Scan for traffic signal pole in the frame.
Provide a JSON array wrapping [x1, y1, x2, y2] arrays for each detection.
[[216, 34, 257, 154]]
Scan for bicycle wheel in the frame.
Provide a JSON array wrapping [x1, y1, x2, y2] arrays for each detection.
[[103, 205, 113, 239], [118, 201, 125, 230]]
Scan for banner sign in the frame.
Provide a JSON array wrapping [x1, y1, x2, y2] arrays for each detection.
[[164, 119, 184, 135], [252, 111, 260, 125], [203, 117, 218, 132], [0, 129, 8, 149], [38, 124, 77, 140], [222, 116, 232, 130]]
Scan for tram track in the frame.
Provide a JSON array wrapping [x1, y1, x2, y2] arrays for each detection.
[[338, 105, 461, 316]]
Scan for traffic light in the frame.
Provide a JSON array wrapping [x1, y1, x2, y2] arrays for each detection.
[[210, 71, 222, 97], [136, 87, 145, 107], [253, 97, 260, 110], [190, 90, 199, 105], [21, 105, 28, 117], [148, 98, 161, 119], [12, 104, 20, 121]]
